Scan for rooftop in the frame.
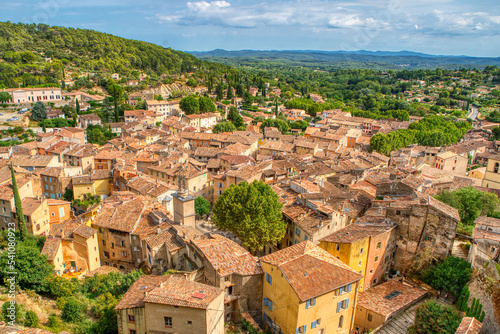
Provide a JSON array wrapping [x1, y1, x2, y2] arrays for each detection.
[[357, 280, 427, 317], [260, 241, 362, 301]]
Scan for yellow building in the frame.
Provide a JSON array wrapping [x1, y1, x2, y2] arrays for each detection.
[[481, 154, 500, 189], [260, 241, 363, 334], [319, 223, 397, 291], [41, 218, 101, 277], [72, 170, 112, 200]]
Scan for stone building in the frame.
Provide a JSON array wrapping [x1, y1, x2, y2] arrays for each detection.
[[468, 216, 500, 269], [363, 196, 460, 271], [190, 234, 263, 321], [115, 275, 224, 334]]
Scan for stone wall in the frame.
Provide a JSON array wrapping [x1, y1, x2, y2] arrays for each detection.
[[468, 272, 500, 334]]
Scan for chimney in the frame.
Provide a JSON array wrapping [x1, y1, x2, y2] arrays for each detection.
[[390, 173, 397, 181]]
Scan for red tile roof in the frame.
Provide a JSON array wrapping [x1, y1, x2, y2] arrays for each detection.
[[260, 241, 362, 301]]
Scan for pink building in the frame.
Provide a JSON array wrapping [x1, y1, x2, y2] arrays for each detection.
[[1, 87, 62, 103]]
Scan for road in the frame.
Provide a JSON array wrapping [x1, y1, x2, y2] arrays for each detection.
[[468, 105, 479, 120]]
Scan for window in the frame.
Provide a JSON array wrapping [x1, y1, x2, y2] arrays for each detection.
[[369, 269, 374, 274], [187, 321, 192, 325], [306, 297, 316, 308], [376, 242, 382, 249], [263, 297, 273, 310], [128, 315, 135, 322], [360, 247, 364, 254], [358, 260, 362, 266], [266, 273, 272, 285], [311, 319, 321, 329], [373, 278, 377, 284], [374, 256, 379, 262], [304, 235, 308, 241], [297, 325, 307, 333], [130, 330, 136, 334], [338, 315, 344, 328], [121, 240, 125, 247], [122, 251, 127, 257], [368, 314, 373, 322], [164, 317, 172, 327], [295, 227, 301, 237], [336, 244, 340, 251], [102, 240, 106, 246], [495, 162, 499, 173], [336, 298, 349, 312], [59, 207, 65, 218]]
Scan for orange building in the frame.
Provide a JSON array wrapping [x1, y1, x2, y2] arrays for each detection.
[[47, 199, 72, 224]]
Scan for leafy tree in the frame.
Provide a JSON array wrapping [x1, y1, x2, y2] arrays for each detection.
[[213, 121, 236, 134], [212, 181, 285, 251], [108, 84, 123, 122], [408, 300, 462, 334], [179, 95, 200, 115], [422, 256, 471, 297], [195, 196, 210, 216], [199, 96, 215, 113], [0, 92, 11, 102], [227, 106, 243, 128], [82, 270, 143, 298], [11, 163, 28, 241], [0, 241, 53, 292], [186, 78, 197, 87], [30, 101, 47, 121], [435, 187, 499, 225], [86, 124, 115, 145], [23, 310, 39, 327], [492, 126, 500, 140]]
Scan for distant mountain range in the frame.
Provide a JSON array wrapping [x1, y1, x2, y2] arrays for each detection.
[[188, 49, 500, 69]]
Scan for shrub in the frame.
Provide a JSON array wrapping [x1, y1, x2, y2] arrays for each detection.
[[23, 310, 39, 327], [1, 301, 20, 324], [408, 300, 462, 334], [47, 313, 60, 330], [61, 298, 87, 323]]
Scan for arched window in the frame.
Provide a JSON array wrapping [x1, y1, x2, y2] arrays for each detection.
[[495, 162, 499, 173], [339, 315, 344, 328]]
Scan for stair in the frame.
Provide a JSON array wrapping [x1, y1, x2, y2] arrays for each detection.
[[452, 240, 469, 260]]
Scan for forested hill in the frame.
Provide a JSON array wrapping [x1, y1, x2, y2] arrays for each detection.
[[0, 22, 228, 88], [190, 49, 500, 70]]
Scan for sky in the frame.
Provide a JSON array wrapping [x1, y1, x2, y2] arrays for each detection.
[[1, 0, 500, 57]]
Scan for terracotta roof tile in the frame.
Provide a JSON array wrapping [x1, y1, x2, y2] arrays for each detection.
[[260, 241, 362, 301], [357, 280, 428, 317], [192, 234, 263, 276]]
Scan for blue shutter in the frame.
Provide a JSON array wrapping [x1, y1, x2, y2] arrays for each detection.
[[269, 300, 273, 311], [311, 321, 317, 329], [263, 313, 268, 322], [269, 275, 272, 285], [312, 297, 316, 306], [296, 329, 299, 334], [347, 283, 352, 292], [264, 297, 268, 306], [346, 298, 350, 309], [306, 300, 310, 308], [303, 324, 307, 333], [337, 301, 341, 313]]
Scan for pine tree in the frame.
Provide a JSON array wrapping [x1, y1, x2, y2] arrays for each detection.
[[10, 163, 28, 241]]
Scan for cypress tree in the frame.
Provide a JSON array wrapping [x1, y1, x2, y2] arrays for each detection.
[[10, 163, 28, 241], [75, 98, 80, 115]]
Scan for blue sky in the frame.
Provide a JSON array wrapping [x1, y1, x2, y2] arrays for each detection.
[[2, 0, 500, 57]]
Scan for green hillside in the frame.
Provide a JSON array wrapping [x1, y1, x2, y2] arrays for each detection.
[[0, 22, 227, 88]]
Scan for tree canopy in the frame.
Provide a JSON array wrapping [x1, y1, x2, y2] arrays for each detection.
[[30, 101, 47, 121], [434, 187, 499, 225], [179, 95, 200, 115], [199, 96, 215, 113], [195, 196, 210, 216], [422, 256, 472, 296], [408, 300, 462, 334], [212, 181, 285, 251], [213, 121, 236, 134]]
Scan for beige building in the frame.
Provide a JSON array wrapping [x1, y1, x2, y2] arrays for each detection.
[[354, 280, 427, 332], [0, 87, 62, 103], [482, 154, 500, 189], [145, 99, 180, 117], [434, 151, 467, 175], [21, 197, 50, 236], [115, 275, 224, 334]]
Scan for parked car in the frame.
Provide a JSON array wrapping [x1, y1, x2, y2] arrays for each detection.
[[0, 113, 3, 115], [12, 116, 19, 120], [6, 118, 12, 122]]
